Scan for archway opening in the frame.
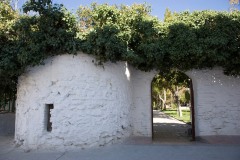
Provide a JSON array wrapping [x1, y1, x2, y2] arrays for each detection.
[[151, 70, 195, 143]]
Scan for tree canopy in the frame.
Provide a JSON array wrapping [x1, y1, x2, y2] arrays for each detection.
[[0, 0, 240, 95]]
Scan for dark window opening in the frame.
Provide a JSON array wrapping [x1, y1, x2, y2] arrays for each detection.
[[46, 104, 54, 132]]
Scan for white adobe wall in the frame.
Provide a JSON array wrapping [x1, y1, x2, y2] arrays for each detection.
[[15, 53, 156, 150], [15, 53, 240, 150], [15, 53, 135, 150], [131, 69, 156, 137], [186, 68, 240, 136]]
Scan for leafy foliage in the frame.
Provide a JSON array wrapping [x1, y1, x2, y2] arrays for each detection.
[[17, 0, 78, 66], [165, 11, 240, 75], [77, 4, 240, 75], [1, 0, 240, 97], [0, 0, 19, 96], [152, 70, 190, 110], [77, 3, 160, 69], [0, 0, 78, 96]]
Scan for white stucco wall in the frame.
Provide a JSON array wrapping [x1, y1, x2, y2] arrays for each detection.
[[15, 53, 156, 150], [186, 69, 240, 137], [15, 53, 136, 150], [15, 52, 240, 150], [131, 69, 156, 137]]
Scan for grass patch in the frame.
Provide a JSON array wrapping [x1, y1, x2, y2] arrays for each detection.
[[162, 109, 191, 124]]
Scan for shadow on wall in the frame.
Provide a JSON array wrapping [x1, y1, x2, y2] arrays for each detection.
[[0, 113, 15, 136]]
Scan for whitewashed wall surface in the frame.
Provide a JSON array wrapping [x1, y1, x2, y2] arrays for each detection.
[[15, 53, 155, 150], [187, 69, 240, 137], [15, 53, 240, 150]]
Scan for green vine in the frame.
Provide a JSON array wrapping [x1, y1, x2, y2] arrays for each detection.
[[0, 0, 240, 96]]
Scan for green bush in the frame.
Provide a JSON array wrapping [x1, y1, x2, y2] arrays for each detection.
[[1, 0, 240, 96]]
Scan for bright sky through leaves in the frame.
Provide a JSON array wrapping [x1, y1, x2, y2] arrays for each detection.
[[17, 0, 234, 20]]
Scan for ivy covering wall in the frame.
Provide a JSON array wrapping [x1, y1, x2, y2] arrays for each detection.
[[0, 0, 240, 95]]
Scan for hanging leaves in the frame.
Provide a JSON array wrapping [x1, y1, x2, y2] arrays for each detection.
[[1, 1, 240, 97]]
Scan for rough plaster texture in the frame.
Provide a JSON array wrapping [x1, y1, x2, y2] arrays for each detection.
[[15, 53, 155, 150], [186, 69, 240, 137], [15, 53, 240, 150], [131, 69, 156, 137], [0, 113, 15, 136]]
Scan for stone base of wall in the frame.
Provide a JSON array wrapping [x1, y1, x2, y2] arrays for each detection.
[[0, 113, 15, 136]]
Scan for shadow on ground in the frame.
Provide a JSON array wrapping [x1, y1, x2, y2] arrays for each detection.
[[152, 110, 192, 144]]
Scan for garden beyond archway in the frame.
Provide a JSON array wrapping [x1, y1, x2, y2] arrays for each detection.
[[151, 72, 195, 142]]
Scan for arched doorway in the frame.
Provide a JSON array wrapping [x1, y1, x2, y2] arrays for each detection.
[[151, 70, 195, 143]]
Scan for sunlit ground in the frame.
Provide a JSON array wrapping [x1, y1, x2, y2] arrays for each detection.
[[162, 109, 190, 124]]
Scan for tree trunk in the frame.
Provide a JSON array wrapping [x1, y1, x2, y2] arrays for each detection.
[[163, 89, 167, 110], [176, 86, 182, 117], [158, 95, 164, 110]]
